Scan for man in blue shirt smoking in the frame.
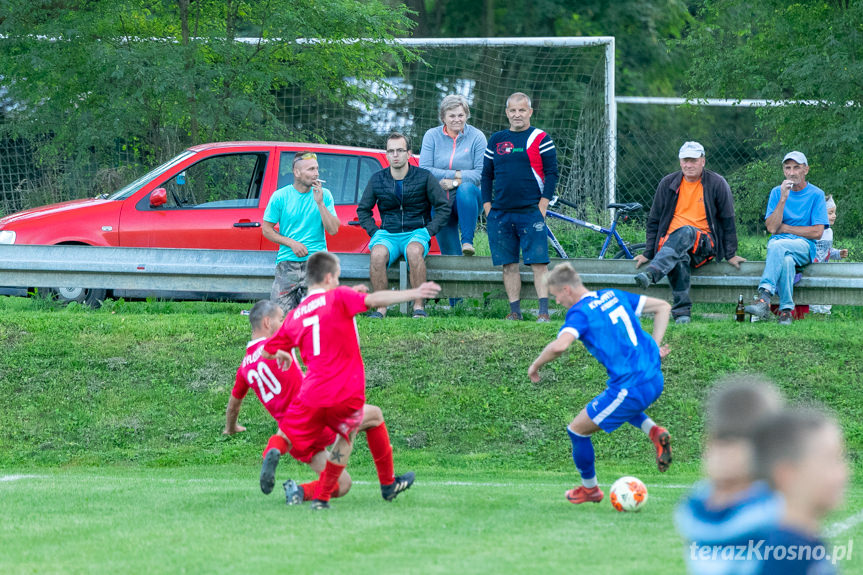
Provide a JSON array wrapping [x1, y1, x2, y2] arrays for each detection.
[[745, 151, 829, 325]]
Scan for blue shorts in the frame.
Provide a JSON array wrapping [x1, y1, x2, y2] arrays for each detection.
[[368, 228, 431, 268], [487, 208, 550, 266], [586, 378, 664, 433]]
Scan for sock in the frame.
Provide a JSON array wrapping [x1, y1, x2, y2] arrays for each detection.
[[365, 422, 395, 485], [313, 460, 345, 502], [300, 480, 342, 501], [641, 417, 656, 436], [539, 298, 549, 315], [759, 287, 773, 300], [509, 300, 521, 316], [566, 427, 596, 487], [262, 434, 290, 459]]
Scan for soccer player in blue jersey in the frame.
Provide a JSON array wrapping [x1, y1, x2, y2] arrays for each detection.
[[528, 262, 673, 504]]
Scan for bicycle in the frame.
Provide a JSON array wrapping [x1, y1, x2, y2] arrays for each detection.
[[545, 196, 646, 259]]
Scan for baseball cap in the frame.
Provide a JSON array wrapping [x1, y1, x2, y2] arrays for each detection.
[[678, 141, 705, 159], [782, 151, 808, 165]]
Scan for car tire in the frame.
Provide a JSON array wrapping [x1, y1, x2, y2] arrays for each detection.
[[38, 286, 108, 308]]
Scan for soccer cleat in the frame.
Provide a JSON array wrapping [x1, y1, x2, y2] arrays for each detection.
[[381, 471, 415, 501], [744, 291, 772, 320], [505, 312, 523, 321], [536, 313, 551, 323], [777, 309, 793, 325], [650, 426, 673, 472], [634, 272, 651, 289], [309, 499, 330, 511], [674, 315, 691, 325], [283, 479, 304, 506], [565, 485, 604, 504], [260, 448, 280, 495]]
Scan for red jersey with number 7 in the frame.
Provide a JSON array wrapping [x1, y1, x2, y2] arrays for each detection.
[[263, 286, 370, 408], [232, 338, 303, 420]]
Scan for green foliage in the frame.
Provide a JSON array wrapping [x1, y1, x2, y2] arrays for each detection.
[[681, 0, 863, 237], [0, 0, 414, 166]]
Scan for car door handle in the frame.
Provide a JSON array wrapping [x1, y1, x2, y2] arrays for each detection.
[[348, 221, 361, 226], [233, 222, 261, 228]]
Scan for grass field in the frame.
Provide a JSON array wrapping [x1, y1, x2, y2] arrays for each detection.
[[1, 297, 862, 573], [2, 465, 861, 574]]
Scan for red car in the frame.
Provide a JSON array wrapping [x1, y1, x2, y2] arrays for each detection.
[[0, 141, 429, 305]]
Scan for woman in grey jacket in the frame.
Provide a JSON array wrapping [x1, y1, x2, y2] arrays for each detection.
[[419, 94, 487, 256]]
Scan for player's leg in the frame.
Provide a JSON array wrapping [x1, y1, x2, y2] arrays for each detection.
[[625, 381, 672, 472], [520, 208, 551, 321], [564, 409, 604, 504], [285, 450, 353, 505], [405, 242, 428, 313], [260, 428, 292, 495], [360, 404, 415, 501], [309, 402, 365, 510], [309, 431, 357, 510]]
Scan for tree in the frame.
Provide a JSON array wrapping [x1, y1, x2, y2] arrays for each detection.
[[0, 0, 414, 165], [681, 0, 863, 235]]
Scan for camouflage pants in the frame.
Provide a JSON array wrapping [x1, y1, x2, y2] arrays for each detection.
[[271, 261, 308, 313]]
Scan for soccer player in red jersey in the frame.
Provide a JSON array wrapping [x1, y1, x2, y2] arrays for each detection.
[[224, 299, 401, 504], [262, 251, 441, 510]]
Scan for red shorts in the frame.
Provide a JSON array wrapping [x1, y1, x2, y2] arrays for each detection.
[[278, 397, 364, 461], [288, 429, 336, 464]]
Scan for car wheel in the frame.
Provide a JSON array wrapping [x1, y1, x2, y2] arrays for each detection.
[[39, 286, 108, 308]]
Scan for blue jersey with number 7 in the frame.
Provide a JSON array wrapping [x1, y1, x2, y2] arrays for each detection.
[[559, 289, 663, 390]]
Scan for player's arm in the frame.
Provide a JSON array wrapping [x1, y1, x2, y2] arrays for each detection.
[[364, 281, 441, 309], [528, 331, 576, 383], [641, 296, 671, 357], [223, 395, 246, 435], [260, 329, 298, 370], [313, 184, 340, 235], [224, 372, 248, 435]]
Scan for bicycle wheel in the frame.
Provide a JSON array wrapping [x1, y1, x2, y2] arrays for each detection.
[[613, 242, 646, 260]]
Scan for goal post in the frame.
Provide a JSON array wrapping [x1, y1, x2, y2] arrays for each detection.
[[275, 36, 616, 216]]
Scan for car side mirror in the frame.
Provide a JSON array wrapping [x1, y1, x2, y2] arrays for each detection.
[[150, 188, 167, 207]]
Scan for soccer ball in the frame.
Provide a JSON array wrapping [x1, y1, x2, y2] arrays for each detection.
[[609, 476, 648, 512]]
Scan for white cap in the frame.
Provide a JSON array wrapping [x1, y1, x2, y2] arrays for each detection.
[[825, 195, 836, 210], [782, 151, 808, 165], [678, 141, 705, 159]]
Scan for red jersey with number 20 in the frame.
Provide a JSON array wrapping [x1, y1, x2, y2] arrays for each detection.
[[232, 338, 304, 420], [264, 286, 369, 408]]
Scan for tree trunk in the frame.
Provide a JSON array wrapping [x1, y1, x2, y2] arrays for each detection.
[[483, 0, 494, 37], [404, 0, 430, 37]]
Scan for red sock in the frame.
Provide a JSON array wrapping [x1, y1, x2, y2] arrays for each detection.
[[365, 422, 395, 485], [313, 461, 345, 502], [300, 480, 341, 501], [262, 434, 290, 459]]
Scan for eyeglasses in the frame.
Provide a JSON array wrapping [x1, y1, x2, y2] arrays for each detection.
[[386, 148, 408, 155]]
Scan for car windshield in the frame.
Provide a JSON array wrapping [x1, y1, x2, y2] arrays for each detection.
[[106, 151, 196, 200]]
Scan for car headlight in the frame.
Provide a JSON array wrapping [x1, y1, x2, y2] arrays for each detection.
[[0, 230, 16, 244]]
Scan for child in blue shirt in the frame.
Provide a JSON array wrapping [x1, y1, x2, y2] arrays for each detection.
[[675, 377, 784, 575]]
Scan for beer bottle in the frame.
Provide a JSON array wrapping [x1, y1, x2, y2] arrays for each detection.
[[736, 294, 745, 322]]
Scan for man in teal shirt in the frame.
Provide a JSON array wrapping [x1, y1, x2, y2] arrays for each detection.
[[263, 151, 340, 311]]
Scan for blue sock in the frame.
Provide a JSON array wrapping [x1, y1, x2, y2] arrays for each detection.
[[566, 427, 596, 485], [509, 300, 521, 316], [539, 297, 549, 315]]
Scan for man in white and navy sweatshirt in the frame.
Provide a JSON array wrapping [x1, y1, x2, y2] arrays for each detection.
[[481, 92, 558, 322]]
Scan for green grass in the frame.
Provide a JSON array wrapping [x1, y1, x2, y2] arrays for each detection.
[[2, 466, 862, 574], [1, 297, 863, 573]]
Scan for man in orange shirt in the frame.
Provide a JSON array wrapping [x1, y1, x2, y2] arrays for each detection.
[[634, 142, 746, 323]]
